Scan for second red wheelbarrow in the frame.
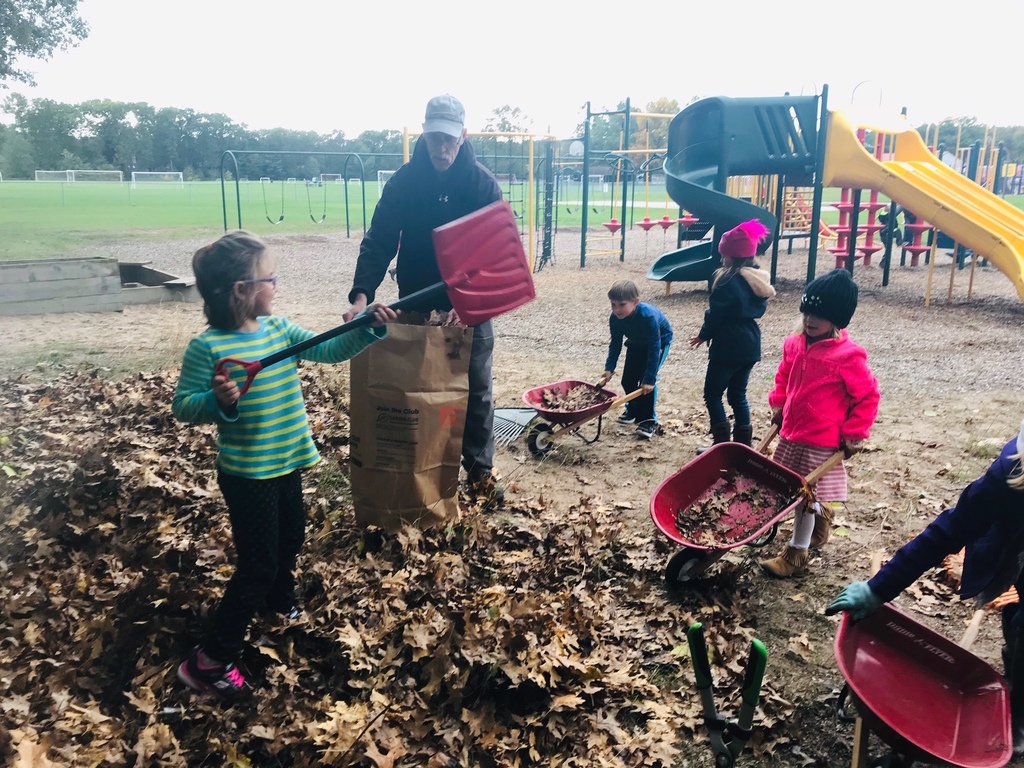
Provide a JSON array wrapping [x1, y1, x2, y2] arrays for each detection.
[[834, 603, 1011, 767], [522, 379, 643, 456], [649, 427, 844, 584]]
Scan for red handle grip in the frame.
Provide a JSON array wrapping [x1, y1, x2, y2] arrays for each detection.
[[215, 357, 265, 398]]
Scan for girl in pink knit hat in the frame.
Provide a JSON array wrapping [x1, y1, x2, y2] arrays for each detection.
[[689, 219, 776, 451]]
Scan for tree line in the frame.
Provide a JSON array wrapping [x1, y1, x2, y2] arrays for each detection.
[[0, 95, 410, 181], [1, 94, 1020, 183]]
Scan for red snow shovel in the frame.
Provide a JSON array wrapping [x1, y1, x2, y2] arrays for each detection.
[[217, 200, 535, 396]]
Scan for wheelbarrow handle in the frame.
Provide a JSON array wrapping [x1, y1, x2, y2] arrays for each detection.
[[609, 388, 645, 409], [802, 450, 846, 488], [755, 424, 780, 454]]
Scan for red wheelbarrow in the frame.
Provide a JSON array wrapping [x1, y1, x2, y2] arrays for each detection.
[[834, 604, 1011, 767], [522, 379, 643, 456], [649, 427, 844, 584]]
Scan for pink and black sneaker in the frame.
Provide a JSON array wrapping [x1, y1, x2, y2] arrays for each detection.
[[177, 647, 248, 700]]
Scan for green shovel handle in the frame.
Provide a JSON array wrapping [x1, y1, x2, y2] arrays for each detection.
[[741, 639, 768, 707], [688, 622, 713, 690]]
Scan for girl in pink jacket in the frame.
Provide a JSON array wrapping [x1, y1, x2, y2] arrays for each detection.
[[761, 268, 880, 578]]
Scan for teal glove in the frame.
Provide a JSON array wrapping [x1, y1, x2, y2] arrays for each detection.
[[825, 581, 882, 621]]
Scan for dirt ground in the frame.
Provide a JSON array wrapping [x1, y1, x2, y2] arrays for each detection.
[[2, 228, 1024, 766]]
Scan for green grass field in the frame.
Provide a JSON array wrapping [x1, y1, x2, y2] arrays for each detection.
[[2, 179, 1022, 261], [0, 180, 384, 259]]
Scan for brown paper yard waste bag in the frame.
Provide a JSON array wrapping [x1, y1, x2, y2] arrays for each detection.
[[349, 322, 471, 530]]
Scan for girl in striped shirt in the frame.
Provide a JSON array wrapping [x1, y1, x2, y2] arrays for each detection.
[[173, 231, 396, 698]]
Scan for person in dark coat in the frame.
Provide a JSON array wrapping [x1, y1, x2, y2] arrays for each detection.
[[689, 219, 776, 448], [343, 94, 505, 507], [827, 423, 1024, 756]]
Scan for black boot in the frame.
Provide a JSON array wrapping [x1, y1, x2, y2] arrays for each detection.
[[697, 422, 732, 455], [733, 424, 753, 446]]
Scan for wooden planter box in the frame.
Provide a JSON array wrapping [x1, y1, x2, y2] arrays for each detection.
[[0, 258, 198, 316]]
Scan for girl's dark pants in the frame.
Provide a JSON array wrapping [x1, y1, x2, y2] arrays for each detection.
[[703, 359, 755, 427], [203, 469, 306, 663]]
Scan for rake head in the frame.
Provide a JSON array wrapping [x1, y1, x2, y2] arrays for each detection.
[[493, 408, 537, 447]]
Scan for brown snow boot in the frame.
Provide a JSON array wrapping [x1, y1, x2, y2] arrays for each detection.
[[696, 422, 732, 455], [733, 424, 754, 446], [760, 545, 810, 578], [809, 504, 835, 548]]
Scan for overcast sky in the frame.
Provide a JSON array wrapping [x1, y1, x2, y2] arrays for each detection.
[[3, 0, 1018, 138]]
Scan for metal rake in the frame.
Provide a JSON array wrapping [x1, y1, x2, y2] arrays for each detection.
[[493, 408, 537, 447]]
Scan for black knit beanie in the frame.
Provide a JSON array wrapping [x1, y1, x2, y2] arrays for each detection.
[[799, 268, 859, 328]]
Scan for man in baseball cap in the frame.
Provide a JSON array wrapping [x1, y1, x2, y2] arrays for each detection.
[[344, 94, 506, 510]]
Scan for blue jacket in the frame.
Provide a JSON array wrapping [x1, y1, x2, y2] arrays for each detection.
[[869, 439, 1024, 605], [604, 303, 674, 386]]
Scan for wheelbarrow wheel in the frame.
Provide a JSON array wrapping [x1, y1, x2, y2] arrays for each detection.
[[665, 547, 709, 586], [749, 523, 779, 549], [527, 423, 554, 456]]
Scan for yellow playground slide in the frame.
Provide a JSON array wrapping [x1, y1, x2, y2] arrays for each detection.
[[823, 108, 1024, 301]]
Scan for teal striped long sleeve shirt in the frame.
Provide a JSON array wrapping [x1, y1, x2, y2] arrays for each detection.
[[172, 316, 385, 479]]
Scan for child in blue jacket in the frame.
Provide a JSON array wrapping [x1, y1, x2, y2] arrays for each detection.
[[596, 280, 673, 439]]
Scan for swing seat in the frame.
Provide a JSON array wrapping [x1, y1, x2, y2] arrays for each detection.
[[603, 219, 621, 234], [637, 217, 658, 232]]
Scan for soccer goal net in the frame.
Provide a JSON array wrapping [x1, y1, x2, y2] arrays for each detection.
[[377, 170, 397, 199], [131, 171, 184, 188], [35, 170, 72, 182], [72, 169, 123, 182], [35, 169, 124, 182]]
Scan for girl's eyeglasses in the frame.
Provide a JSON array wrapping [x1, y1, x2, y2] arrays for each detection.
[[238, 275, 278, 289]]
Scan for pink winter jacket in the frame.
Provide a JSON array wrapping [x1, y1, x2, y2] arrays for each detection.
[[767, 329, 880, 449]]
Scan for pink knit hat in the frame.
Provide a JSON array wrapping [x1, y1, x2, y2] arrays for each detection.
[[718, 219, 770, 258]]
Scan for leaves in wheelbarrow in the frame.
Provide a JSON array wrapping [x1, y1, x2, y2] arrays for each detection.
[[541, 384, 609, 412], [675, 474, 789, 547]]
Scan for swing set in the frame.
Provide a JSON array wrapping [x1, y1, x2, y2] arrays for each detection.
[[261, 178, 284, 225], [574, 101, 704, 267], [220, 150, 368, 235]]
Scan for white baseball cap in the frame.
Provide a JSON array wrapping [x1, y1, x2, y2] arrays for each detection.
[[422, 94, 465, 139]]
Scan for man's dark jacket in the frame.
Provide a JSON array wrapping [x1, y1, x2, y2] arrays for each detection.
[[349, 139, 501, 313]]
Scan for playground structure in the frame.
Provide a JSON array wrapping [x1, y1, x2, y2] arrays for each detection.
[[648, 94, 820, 289], [646, 88, 1024, 304], [561, 101, 723, 269], [823, 107, 1024, 302]]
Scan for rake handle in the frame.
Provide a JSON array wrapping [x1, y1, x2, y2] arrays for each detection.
[[218, 283, 447, 396]]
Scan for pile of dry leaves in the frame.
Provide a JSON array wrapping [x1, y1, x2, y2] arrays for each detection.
[[0, 366, 800, 767], [538, 385, 609, 414]]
